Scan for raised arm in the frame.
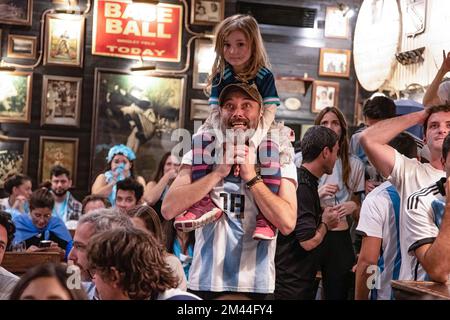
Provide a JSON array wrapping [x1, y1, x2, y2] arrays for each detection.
[[360, 111, 428, 178], [91, 173, 115, 197], [143, 170, 176, 205], [423, 51, 450, 107]]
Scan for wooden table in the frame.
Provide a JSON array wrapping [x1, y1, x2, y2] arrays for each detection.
[[391, 280, 450, 300], [2, 252, 62, 276]]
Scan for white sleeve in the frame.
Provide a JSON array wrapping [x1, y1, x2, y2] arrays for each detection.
[[405, 193, 439, 255], [350, 156, 365, 193], [181, 150, 193, 166], [387, 150, 420, 187], [356, 191, 385, 238], [281, 162, 298, 188]]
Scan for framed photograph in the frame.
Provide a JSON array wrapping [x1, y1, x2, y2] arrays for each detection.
[[300, 124, 314, 141], [0, 135, 29, 188], [7, 35, 37, 59], [38, 136, 78, 186], [190, 99, 209, 120], [191, 0, 224, 25], [193, 38, 215, 89], [324, 6, 350, 39], [0, 71, 32, 124], [311, 81, 340, 113], [41, 75, 82, 127], [44, 13, 85, 67], [0, 0, 32, 26], [91, 68, 186, 183], [319, 48, 351, 78]]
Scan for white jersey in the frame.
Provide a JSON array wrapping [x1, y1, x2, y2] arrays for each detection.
[[388, 150, 445, 280], [356, 181, 401, 300], [182, 151, 298, 293], [405, 180, 445, 281], [319, 156, 365, 203]]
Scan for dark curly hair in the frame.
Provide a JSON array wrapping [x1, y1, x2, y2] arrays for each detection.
[[0, 211, 15, 248], [87, 227, 178, 300]]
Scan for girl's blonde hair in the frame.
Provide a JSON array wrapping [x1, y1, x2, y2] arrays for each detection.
[[206, 14, 270, 94]]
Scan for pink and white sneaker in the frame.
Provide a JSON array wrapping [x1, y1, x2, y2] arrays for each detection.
[[253, 216, 277, 240], [174, 196, 223, 232]]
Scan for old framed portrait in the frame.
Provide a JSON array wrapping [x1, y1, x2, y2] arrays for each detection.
[[191, 0, 224, 25], [38, 136, 78, 186], [44, 13, 85, 67], [324, 6, 350, 39], [0, 135, 29, 188], [193, 38, 215, 89], [0, 0, 32, 26], [311, 80, 340, 113], [41, 75, 82, 127], [319, 48, 351, 78], [7, 35, 37, 59], [91, 68, 186, 183], [190, 99, 209, 120], [0, 71, 32, 124]]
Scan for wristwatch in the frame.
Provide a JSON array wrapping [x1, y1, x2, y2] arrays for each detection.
[[246, 175, 263, 189]]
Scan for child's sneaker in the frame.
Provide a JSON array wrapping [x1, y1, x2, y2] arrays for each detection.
[[174, 196, 223, 232], [253, 216, 276, 240]]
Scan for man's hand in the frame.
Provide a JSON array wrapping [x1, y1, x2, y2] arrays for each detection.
[[334, 201, 357, 219], [239, 145, 257, 182], [322, 206, 340, 230], [214, 142, 234, 178]]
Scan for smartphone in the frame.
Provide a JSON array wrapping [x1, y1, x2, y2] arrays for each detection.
[[39, 240, 52, 248]]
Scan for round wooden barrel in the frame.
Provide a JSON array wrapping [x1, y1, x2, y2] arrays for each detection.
[[353, 0, 401, 91]]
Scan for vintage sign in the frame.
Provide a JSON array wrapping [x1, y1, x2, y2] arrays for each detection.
[[92, 0, 182, 62]]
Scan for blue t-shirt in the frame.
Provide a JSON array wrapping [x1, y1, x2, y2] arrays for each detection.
[[208, 65, 280, 108]]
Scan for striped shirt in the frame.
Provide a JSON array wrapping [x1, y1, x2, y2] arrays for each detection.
[[405, 180, 446, 281], [182, 151, 297, 293], [387, 150, 444, 280], [356, 181, 401, 300], [208, 66, 280, 108]]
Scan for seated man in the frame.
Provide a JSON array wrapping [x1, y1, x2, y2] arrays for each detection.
[[115, 177, 144, 214], [405, 133, 450, 282], [0, 211, 18, 300], [12, 188, 72, 254], [81, 194, 110, 215], [87, 227, 200, 300]]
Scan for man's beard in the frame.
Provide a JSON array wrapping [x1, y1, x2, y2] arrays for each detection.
[[53, 188, 68, 197]]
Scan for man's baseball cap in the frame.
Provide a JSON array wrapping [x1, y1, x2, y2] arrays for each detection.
[[218, 83, 263, 106]]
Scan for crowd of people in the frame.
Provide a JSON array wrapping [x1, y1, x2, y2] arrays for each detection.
[[1, 14, 450, 301]]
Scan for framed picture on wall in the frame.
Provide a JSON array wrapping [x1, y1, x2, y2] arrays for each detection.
[[319, 48, 351, 78], [311, 80, 340, 113], [44, 13, 85, 67], [193, 38, 215, 89], [324, 6, 350, 39], [0, 71, 33, 124], [191, 0, 224, 25], [0, 0, 33, 26], [0, 135, 29, 188], [7, 35, 37, 59], [41, 75, 82, 127], [91, 68, 186, 183], [38, 136, 78, 186], [300, 124, 314, 141], [190, 99, 209, 120]]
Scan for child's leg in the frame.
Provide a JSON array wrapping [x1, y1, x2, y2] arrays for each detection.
[[174, 108, 223, 232], [248, 104, 276, 149], [253, 138, 281, 240]]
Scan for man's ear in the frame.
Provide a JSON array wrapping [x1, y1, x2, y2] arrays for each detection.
[[109, 267, 122, 288], [322, 146, 330, 159]]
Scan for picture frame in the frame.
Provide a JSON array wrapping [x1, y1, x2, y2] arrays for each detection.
[[0, 135, 29, 188], [311, 80, 340, 113], [91, 68, 187, 183], [38, 136, 78, 186], [324, 6, 350, 39], [319, 48, 351, 78], [44, 13, 85, 67], [191, 0, 224, 26], [0, 71, 33, 124], [193, 38, 215, 89], [41, 75, 82, 127], [7, 35, 37, 59], [190, 99, 209, 120], [0, 0, 32, 26], [300, 124, 314, 141]]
